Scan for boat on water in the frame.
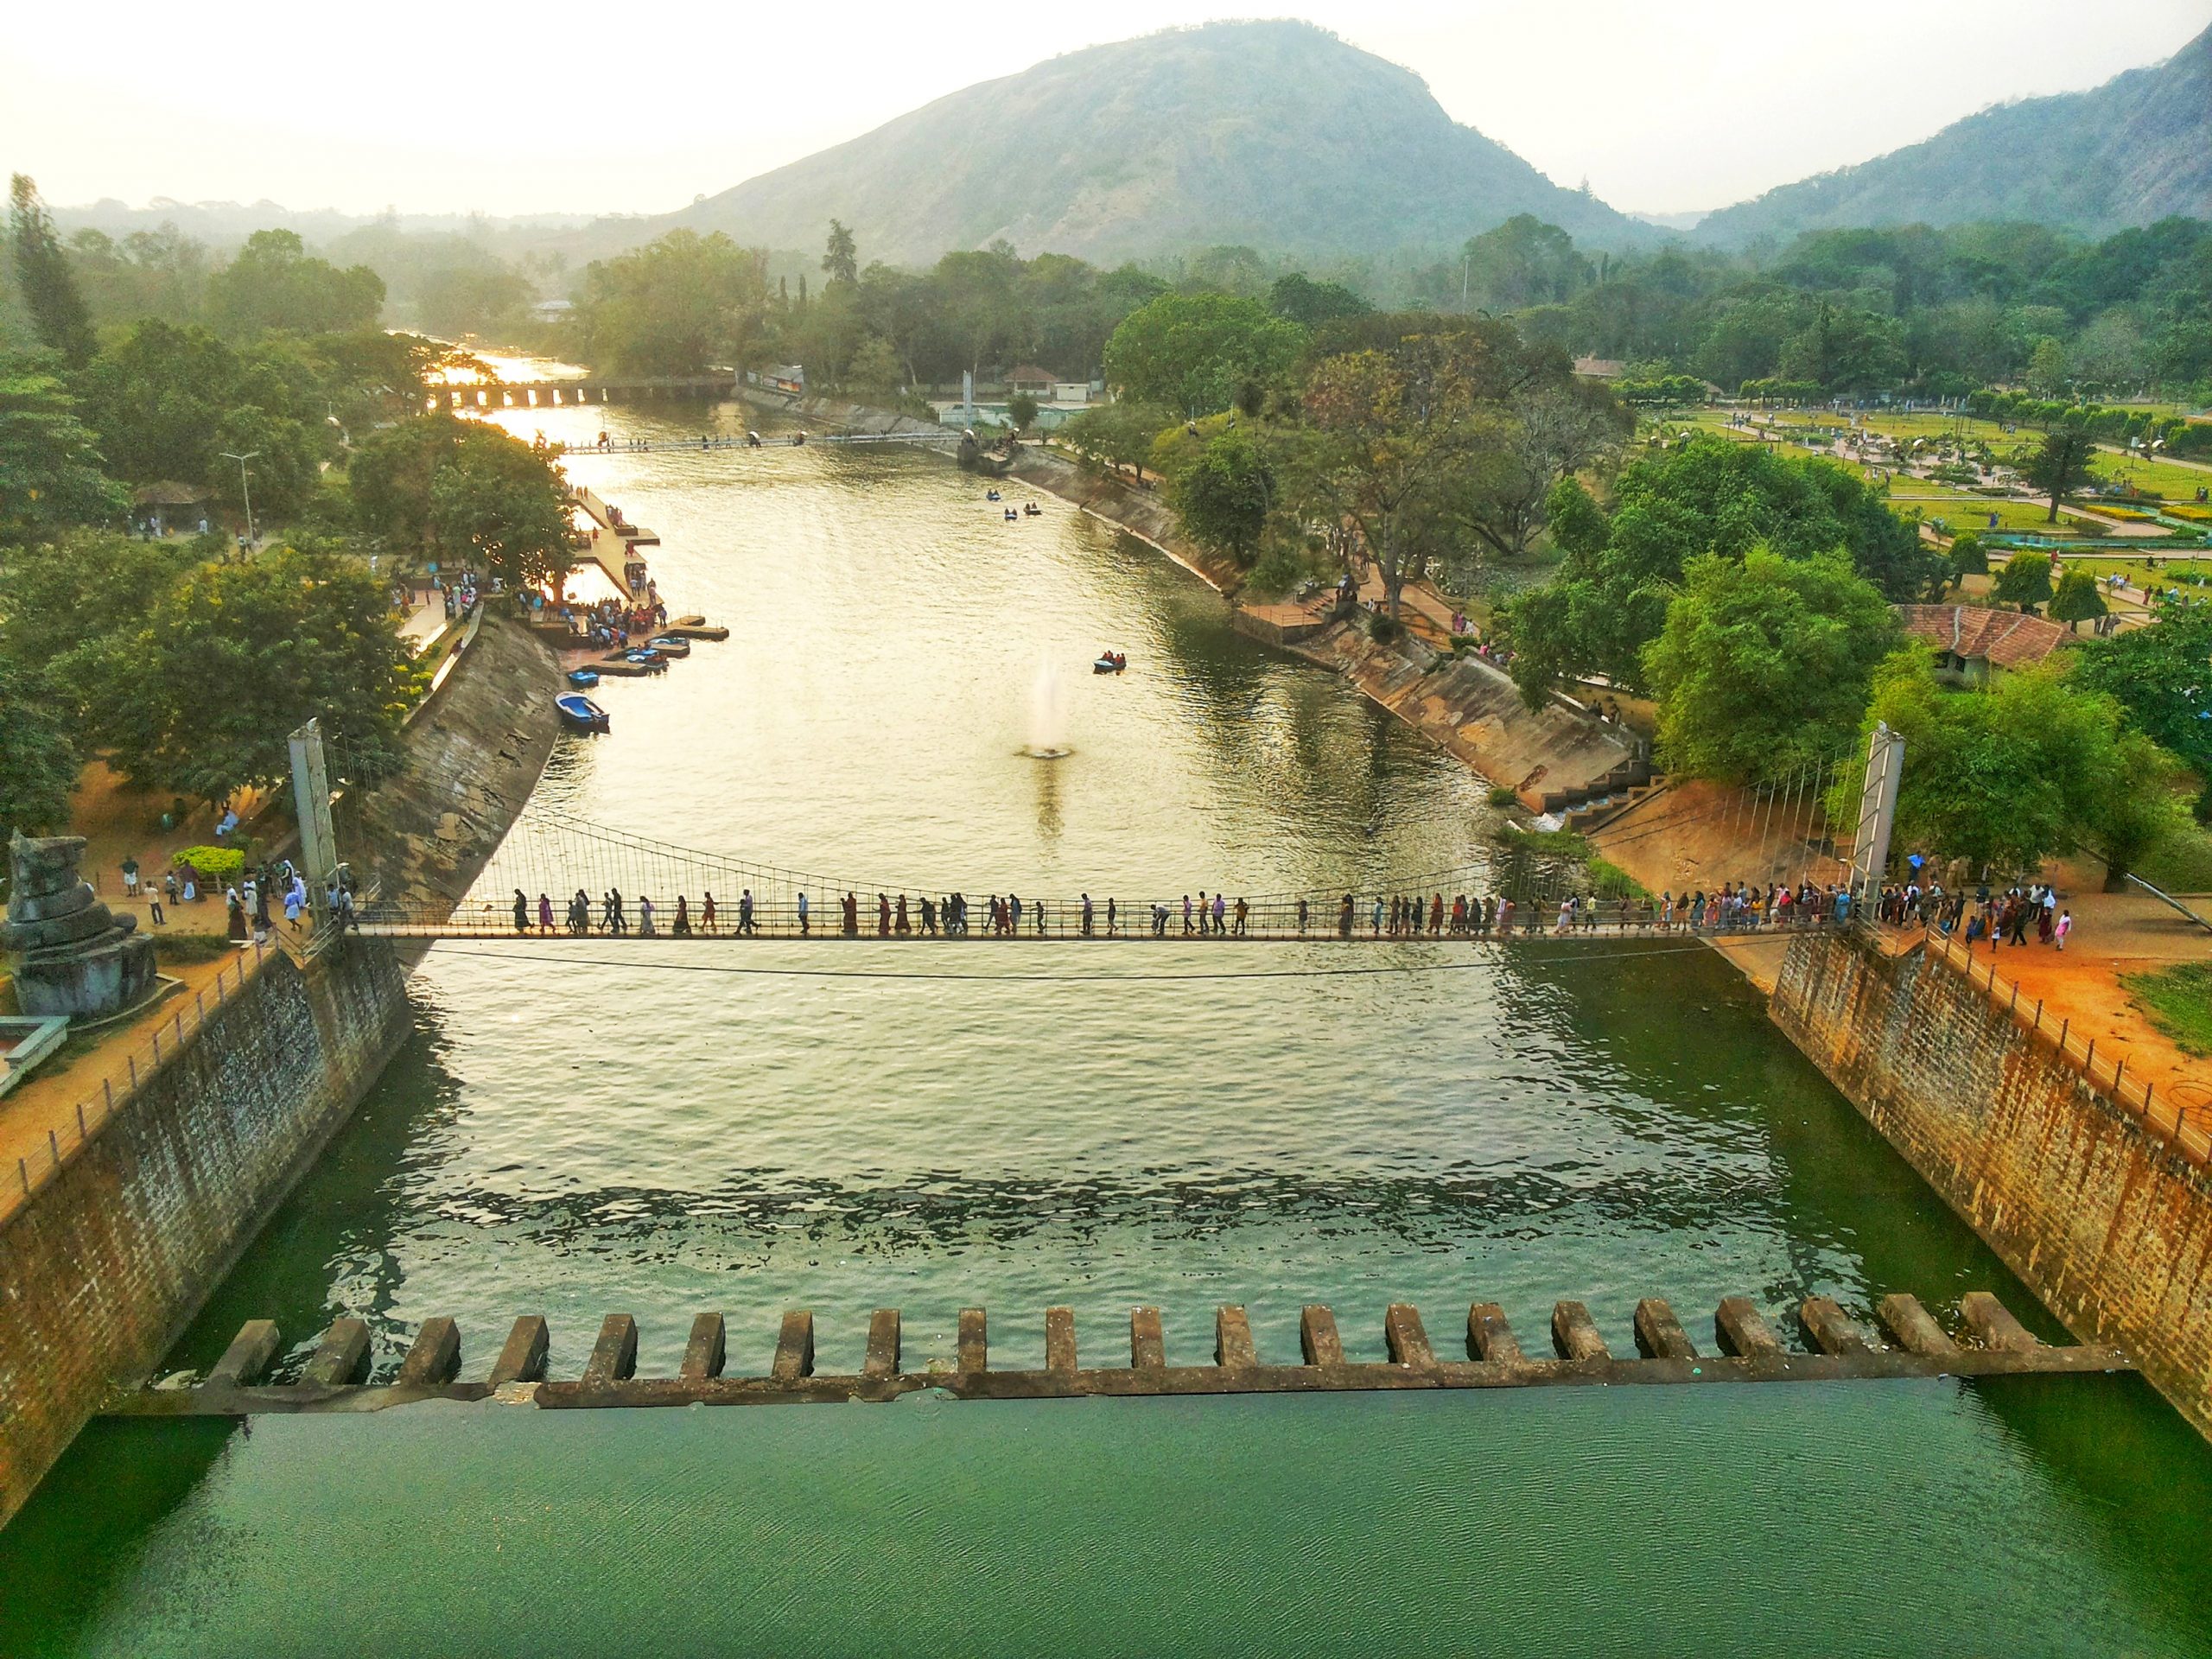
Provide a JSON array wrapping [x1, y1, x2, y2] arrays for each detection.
[[623, 648, 669, 671], [1093, 652, 1128, 675], [566, 668, 601, 688], [646, 635, 691, 658], [556, 693, 610, 734]]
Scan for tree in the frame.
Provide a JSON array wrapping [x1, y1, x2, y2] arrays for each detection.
[[1457, 216, 1592, 311], [1287, 334, 1489, 621], [1007, 391, 1039, 435], [1501, 434, 1938, 703], [2069, 607, 2212, 820], [2049, 570, 2109, 625], [575, 232, 767, 375], [821, 220, 858, 287], [73, 321, 243, 484], [8, 175, 95, 366], [1060, 401, 1173, 479], [0, 657, 79, 836], [1856, 654, 2184, 882], [206, 230, 384, 337], [0, 370, 127, 543], [351, 415, 571, 587], [1164, 429, 1274, 565], [129, 544, 419, 800], [1643, 549, 1903, 785], [1103, 294, 1306, 416], [1440, 380, 1628, 570], [1268, 273, 1369, 327], [1992, 550, 2054, 613], [2018, 420, 2101, 524], [1948, 531, 1988, 579]]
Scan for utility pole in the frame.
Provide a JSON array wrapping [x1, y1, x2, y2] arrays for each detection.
[[1461, 255, 1470, 311], [220, 450, 259, 549]]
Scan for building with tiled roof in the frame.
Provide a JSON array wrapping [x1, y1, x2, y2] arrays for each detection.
[[1897, 604, 2072, 685]]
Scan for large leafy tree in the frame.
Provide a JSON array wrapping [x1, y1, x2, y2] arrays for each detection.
[[1502, 434, 1938, 703], [133, 544, 419, 799], [1643, 549, 1902, 785], [351, 415, 571, 587], [0, 369, 127, 545], [0, 655, 79, 835], [1991, 550, 2054, 613], [1163, 428, 1274, 566], [73, 321, 245, 484], [576, 232, 768, 376], [1855, 654, 2186, 885], [8, 175, 95, 366], [1103, 293, 1306, 416], [206, 230, 384, 337], [2068, 607, 2212, 820]]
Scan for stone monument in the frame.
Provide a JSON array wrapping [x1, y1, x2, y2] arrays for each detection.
[[4, 835, 159, 1019]]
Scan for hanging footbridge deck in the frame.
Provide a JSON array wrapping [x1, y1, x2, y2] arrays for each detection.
[[110, 1291, 2129, 1417]]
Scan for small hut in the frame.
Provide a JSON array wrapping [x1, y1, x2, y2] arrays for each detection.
[[131, 481, 212, 537]]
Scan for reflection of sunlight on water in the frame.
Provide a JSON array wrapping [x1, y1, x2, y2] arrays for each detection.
[[422, 340, 589, 384]]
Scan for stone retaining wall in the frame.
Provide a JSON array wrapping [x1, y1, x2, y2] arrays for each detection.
[[1770, 925, 2212, 1438], [0, 938, 411, 1523]]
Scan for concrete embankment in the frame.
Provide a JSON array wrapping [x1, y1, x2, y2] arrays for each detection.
[[1771, 925, 2212, 1439], [0, 613, 562, 1526]]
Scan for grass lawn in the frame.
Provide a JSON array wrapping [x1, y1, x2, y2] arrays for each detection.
[[2138, 819, 2212, 896], [2120, 962, 2212, 1058]]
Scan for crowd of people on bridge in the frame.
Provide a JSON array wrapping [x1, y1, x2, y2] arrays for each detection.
[[491, 874, 2037, 944]]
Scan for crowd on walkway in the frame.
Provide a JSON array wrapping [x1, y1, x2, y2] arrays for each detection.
[[557, 589, 669, 652], [219, 860, 359, 945]]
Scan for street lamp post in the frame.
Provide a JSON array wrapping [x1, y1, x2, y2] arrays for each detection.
[[219, 450, 259, 550]]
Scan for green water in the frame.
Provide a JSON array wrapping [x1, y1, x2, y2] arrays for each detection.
[[6, 398, 2211, 1656]]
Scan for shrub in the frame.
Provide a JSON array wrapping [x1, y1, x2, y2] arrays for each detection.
[[1487, 785, 1518, 809], [171, 844, 244, 882]]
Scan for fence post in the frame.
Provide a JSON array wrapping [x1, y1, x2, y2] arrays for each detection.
[[151, 1030, 160, 1064], [76, 1103, 86, 1137], [48, 1129, 60, 1167], [2059, 1018, 2069, 1052], [2085, 1039, 2096, 1076], [2114, 1058, 2126, 1095], [174, 1009, 184, 1044], [17, 1160, 26, 1195], [103, 1078, 113, 1115], [128, 1056, 137, 1090], [2008, 983, 2018, 1016], [2033, 1000, 2042, 1032]]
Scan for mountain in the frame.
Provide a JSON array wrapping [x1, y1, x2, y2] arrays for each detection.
[[1698, 25, 2211, 245], [666, 22, 1648, 264]]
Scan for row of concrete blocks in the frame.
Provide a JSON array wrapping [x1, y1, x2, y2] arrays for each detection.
[[117, 1291, 2133, 1416]]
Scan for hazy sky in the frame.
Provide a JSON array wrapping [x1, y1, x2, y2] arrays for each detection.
[[8, 0, 2206, 219]]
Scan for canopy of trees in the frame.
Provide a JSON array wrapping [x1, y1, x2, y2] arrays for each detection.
[[1103, 293, 1306, 416], [350, 416, 573, 588], [1502, 435, 1941, 703], [1643, 549, 1902, 785]]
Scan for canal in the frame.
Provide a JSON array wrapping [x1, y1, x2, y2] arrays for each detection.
[[6, 392, 2212, 1656]]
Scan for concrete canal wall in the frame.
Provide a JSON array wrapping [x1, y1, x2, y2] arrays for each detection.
[[0, 941, 411, 1524], [1771, 925, 2212, 1438], [0, 613, 563, 1528]]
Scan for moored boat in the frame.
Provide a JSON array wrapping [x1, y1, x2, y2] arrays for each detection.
[[566, 668, 601, 688], [556, 693, 610, 734], [646, 635, 691, 658]]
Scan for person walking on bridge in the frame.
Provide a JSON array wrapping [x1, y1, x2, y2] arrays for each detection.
[[537, 893, 554, 934], [1211, 893, 1227, 936], [513, 889, 531, 933], [702, 892, 718, 932], [842, 892, 859, 936], [672, 894, 692, 936], [797, 891, 810, 935], [1338, 893, 1354, 938], [740, 889, 757, 936], [896, 894, 911, 935], [569, 891, 589, 935]]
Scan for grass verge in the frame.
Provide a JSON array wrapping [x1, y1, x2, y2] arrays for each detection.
[[2120, 963, 2212, 1058]]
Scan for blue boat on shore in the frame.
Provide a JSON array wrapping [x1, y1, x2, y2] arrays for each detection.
[[566, 668, 601, 688], [556, 693, 610, 734]]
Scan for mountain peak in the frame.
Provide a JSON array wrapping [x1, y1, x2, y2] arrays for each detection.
[[671, 22, 1643, 264], [1698, 22, 2211, 243]]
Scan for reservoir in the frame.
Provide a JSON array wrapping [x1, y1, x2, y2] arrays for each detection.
[[6, 392, 2212, 1656]]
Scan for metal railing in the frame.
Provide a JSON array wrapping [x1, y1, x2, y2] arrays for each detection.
[[1922, 929, 2209, 1166]]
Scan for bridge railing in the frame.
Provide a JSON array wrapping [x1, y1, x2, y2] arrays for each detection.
[[361, 890, 1864, 944]]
